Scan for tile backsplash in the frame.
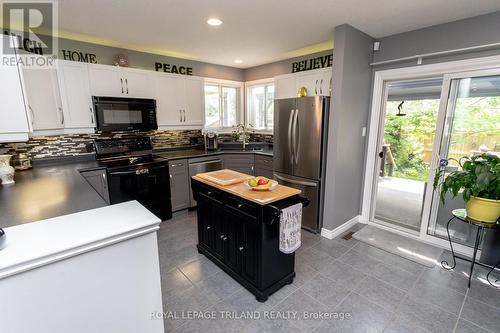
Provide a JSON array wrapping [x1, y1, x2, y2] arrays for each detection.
[[0, 130, 204, 160], [0, 130, 274, 160]]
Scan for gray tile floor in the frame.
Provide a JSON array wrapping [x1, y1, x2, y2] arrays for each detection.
[[157, 211, 500, 333]]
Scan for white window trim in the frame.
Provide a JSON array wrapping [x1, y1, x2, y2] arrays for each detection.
[[245, 78, 275, 134], [204, 78, 244, 132], [361, 53, 500, 258]]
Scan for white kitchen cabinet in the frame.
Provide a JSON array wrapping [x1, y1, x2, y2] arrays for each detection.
[[88, 64, 153, 98], [275, 68, 332, 99], [88, 64, 122, 97], [154, 73, 184, 125], [56, 60, 95, 131], [0, 35, 30, 142], [22, 66, 64, 132], [318, 68, 332, 96], [154, 74, 204, 127], [295, 71, 320, 96], [275, 74, 296, 99], [183, 76, 205, 125], [122, 68, 153, 98]]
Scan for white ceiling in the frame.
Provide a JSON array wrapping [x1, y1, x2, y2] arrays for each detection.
[[54, 0, 500, 68]]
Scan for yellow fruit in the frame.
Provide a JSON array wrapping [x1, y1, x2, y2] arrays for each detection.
[[248, 179, 258, 187]]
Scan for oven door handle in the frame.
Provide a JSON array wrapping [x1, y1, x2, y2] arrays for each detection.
[[108, 170, 139, 176]]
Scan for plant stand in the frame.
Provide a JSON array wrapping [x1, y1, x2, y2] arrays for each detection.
[[442, 209, 500, 288]]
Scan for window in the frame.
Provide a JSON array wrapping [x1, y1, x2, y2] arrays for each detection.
[[246, 81, 274, 131], [204, 82, 241, 129]]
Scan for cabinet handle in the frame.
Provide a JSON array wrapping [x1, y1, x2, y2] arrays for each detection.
[[329, 77, 332, 93], [238, 246, 244, 251], [237, 203, 244, 209], [125, 78, 129, 94], [183, 110, 186, 122], [315, 79, 318, 95], [101, 172, 107, 189], [28, 105, 35, 121], [206, 226, 211, 230], [220, 234, 225, 239], [320, 79, 323, 95], [89, 107, 94, 124], [179, 110, 182, 122], [223, 236, 228, 241], [59, 107, 64, 124], [120, 78, 124, 93], [207, 191, 213, 196]]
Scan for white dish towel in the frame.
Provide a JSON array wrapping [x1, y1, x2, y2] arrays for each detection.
[[279, 203, 302, 254]]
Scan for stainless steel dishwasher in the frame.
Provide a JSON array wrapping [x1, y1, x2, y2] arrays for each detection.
[[188, 156, 223, 207]]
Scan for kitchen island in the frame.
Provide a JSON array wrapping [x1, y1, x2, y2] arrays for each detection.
[[191, 173, 305, 302]]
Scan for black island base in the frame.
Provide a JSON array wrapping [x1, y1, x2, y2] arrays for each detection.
[[191, 178, 307, 302]]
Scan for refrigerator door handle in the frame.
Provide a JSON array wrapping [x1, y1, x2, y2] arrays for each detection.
[[293, 109, 300, 165], [288, 109, 295, 165], [274, 173, 318, 187]]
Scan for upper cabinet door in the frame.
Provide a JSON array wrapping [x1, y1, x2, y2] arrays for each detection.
[[318, 69, 332, 96], [154, 74, 184, 126], [88, 64, 122, 97], [0, 37, 30, 141], [183, 76, 204, 125], [275, 74, 296, 99], [296, 71, 321, 96], [22, 67, 64, 131], [57, 60, 95, 129], [121, 68, 154, 98]]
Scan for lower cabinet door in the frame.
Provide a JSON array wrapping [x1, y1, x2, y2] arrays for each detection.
[[241, 216, 260, 286], [224, 209, 243, 274], [197, 196, 216, 251]]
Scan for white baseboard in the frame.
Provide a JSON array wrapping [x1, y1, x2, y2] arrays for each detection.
[[321, 215, 360, 240]]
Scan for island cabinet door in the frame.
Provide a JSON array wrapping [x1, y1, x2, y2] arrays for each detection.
[[223, 209, 244, 274], [197, 195, 218, 251], [241, 217, 260, 286]]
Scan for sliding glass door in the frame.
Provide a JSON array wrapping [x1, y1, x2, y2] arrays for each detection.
[[372, 79, 442, 232], [427, 73, 500, 245]]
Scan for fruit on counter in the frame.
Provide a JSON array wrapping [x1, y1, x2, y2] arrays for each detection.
[[248, 178, 258, 187], [247, 177, 272, 188], [257, 177, 269, 185]]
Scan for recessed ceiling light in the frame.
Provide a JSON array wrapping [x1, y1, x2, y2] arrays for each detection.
[[234, 59, 243, 64], [207, 18, 222, 26]]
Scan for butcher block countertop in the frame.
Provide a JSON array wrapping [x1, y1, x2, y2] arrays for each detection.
[[192, 172, 301, 205]]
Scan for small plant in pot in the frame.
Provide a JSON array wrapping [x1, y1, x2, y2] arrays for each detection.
[[433, 153, 500, 223]]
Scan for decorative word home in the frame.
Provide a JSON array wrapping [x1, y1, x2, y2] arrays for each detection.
[[292, 54, 333, 73], [61, 49, 98, 63]]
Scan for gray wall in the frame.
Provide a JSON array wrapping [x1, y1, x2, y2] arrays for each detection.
[[243, 49, 333, 81], [322, 24, 374, 231], [56, 37, 245, 81], [373, 11, 500, 69]]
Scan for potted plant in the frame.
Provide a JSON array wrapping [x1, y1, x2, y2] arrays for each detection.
[[433, 153, 500, 222], [232, 124, 254, 150]]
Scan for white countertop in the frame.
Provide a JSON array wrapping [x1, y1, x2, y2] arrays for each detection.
[[0, 201, 161, 279]]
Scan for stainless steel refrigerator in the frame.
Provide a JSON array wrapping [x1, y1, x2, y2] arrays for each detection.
[[273, 96, 329, 232]]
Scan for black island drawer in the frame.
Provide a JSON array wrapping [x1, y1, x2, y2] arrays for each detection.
[[226, 196, 257, 218], [194, 183, 224, 204]]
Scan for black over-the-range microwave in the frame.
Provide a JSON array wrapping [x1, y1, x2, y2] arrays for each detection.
[[92, 96, 158, 132]]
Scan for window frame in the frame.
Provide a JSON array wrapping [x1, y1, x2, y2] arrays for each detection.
[[204, 78, 244, 132], [245, 78, 275, 134]]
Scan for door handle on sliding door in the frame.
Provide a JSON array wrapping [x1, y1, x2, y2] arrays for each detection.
[[288, 109, 295, 165]]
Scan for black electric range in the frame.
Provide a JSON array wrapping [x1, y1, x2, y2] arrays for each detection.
[[94, 137, 172, 220]]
